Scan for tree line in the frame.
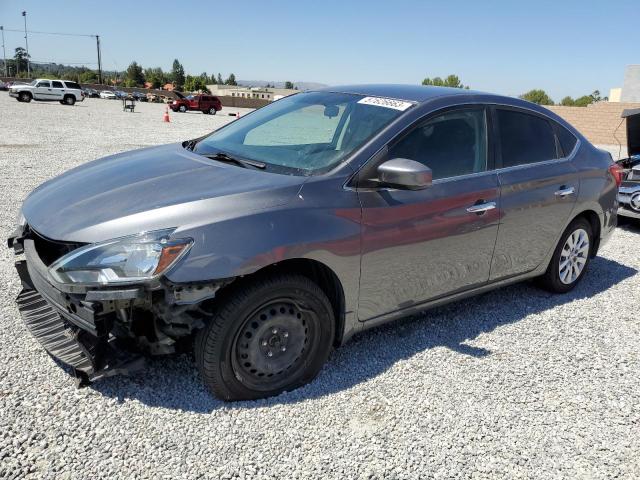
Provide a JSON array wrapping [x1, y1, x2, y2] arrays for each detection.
[[421, 74, 606, 108], [1, 48, 238, 93]]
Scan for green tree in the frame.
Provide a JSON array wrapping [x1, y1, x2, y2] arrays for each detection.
[[560, 96, 575, 106], [225, 73, 237, 86], [284, 81, 294, 89], [183, 75, 211, 93], [573, 95, 593, 107], [13, 47, 30, 74], [422, 74, 468, 89], [125, 61, 145, 87], [217, 73, 223, 84], [172, 59, 185, 90], [519, 89, 554, 105], [79, 70, 98, 83]]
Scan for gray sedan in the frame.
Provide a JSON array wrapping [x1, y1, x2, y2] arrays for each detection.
[[8, 85, 619, 400]]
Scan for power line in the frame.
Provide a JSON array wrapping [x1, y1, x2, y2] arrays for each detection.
[[1, 28, 96, 38]]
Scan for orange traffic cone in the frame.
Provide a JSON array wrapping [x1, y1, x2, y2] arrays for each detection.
[[163, 107, 170, 123]]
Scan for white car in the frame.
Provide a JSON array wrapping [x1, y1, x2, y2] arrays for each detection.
[[99, 90, 117, 99], [8, 78, 85, 105]]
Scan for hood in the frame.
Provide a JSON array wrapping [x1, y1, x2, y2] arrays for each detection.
[[22, 143, 305, 243]]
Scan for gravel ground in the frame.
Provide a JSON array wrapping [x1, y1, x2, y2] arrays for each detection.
[[1, 93, 640, 479]]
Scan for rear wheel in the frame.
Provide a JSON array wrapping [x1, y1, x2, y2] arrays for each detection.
[[63, 95, 76, 106], [195, 274, 335, 401], [209, 107, 217, 115], [538, 217, 593, 293], [19, 92, 32, 103]]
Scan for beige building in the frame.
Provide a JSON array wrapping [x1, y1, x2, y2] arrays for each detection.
[[207, 84, 299, 102]]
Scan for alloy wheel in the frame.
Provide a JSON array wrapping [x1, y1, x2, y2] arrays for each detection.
[[559, 228, 589, 285]]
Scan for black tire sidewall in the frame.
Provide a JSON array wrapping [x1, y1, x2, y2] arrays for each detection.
[[197, 276, 334, 401]]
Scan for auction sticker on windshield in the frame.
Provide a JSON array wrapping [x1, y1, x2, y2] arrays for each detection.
[[357, 96, 413, 111]]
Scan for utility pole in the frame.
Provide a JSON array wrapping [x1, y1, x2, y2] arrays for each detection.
[[95, 35, 102, 84], [22, 11, 30, 78], [0, 26, 7, 77]]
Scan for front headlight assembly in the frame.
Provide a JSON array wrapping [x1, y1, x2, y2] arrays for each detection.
[[49, 229, 192, 286]]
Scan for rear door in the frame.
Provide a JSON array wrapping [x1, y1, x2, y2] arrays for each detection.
[[489, 106, 579, 280], [358, 106, 500, 321], [50, 80, 65, 101]]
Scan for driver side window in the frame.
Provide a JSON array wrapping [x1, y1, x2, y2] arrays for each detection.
[[36, 81, 51, 88], [388, 107, 488, 180]]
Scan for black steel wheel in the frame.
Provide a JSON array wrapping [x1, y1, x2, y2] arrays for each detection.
[[19, 92, 32, 103], [195, 274, 334, 401]]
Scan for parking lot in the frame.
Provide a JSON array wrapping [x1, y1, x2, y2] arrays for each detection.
[[1, 92, 639, 479]]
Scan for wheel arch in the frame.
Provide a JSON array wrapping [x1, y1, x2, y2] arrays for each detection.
[[216, 258, 347, 346], [571, 209, 602, 257]]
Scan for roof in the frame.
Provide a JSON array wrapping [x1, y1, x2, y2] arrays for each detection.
[[316, 84, 484, 103]]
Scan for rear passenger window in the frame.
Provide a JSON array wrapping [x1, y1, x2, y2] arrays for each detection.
[[52, 81, 64, 88], [496, 109, 558, 167], [554, 123, 578, 157]]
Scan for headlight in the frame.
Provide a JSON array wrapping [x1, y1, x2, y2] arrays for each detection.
[[49, 229, 192, 286]]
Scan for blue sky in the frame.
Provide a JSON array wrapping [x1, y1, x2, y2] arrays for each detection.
[[0, 0, 637, 100]]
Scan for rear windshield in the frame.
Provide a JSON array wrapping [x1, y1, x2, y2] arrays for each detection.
[[193, 91, 410, 175]]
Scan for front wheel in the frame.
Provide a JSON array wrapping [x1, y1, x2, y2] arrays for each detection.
[[209, 107, 217, 115], [195, 275, 335, 401], [19, 92, 32, 103], [537, 217, 593, 293], [179, 105, 187, 113]]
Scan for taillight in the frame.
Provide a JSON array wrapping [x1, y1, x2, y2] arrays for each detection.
[[609, 163, 624, 187]]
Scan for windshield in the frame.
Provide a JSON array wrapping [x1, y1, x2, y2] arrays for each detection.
[[193, 91, 410, 175], [30, 80, 38, 86]]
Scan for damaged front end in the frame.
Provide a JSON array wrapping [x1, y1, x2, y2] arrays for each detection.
[[8, 223, 225, 386]]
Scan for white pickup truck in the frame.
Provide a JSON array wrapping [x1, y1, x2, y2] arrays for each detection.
[[9, 78, 85, 105]]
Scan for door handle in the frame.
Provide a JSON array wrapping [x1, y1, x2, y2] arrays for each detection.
[[466, 201, 497, 214], [554, 186, 575, 197]]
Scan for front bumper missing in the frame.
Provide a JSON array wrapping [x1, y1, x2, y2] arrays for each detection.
[[12, 237, 145, 387]]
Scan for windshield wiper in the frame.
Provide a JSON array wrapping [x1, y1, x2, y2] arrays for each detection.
[[184, 139, 198, 151], [202, 152, 266, 170]]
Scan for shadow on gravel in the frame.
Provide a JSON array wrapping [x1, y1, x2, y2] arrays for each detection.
[[90, 256, 636, 412]]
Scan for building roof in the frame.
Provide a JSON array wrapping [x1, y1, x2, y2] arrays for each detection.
[[316, 84, 484, 103]]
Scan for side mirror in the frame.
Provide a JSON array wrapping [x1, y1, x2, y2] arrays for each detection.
[[377, 158, 432, 190]]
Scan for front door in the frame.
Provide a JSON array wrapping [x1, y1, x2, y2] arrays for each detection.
[[357, 106, 500, 321], [489, 107, 579, 280], [33, 80, 53, 100]]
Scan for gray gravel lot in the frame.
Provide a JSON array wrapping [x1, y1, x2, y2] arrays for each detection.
[[1, 93, 640, 479]]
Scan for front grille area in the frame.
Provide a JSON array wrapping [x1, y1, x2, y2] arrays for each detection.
[[16, 289, 96, 373], [30, 229, 85, 266]]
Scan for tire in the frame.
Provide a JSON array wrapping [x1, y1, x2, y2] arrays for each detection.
[[195, 274, 335, 401], [537, 217, 593, 293], [179, 105, 187, 113], [63, 95, 76, 106], [209, 107, 217, 115], [202, 110, 209, 114], [19, 92, 32, 103]]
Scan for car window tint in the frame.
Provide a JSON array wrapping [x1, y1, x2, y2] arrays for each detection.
[[244, 103, 347, 146], [388, 108, 487, 180], [497, 109, 558, 167], [52, 81, 64, 88], [554, 122, 578, 157], [64, 82, 81, 90]]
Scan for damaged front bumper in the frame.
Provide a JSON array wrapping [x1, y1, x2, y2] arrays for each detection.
[[8, 225, 223, 387]]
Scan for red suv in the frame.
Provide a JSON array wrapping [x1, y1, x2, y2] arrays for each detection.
[[171, 92, 222, 115]]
